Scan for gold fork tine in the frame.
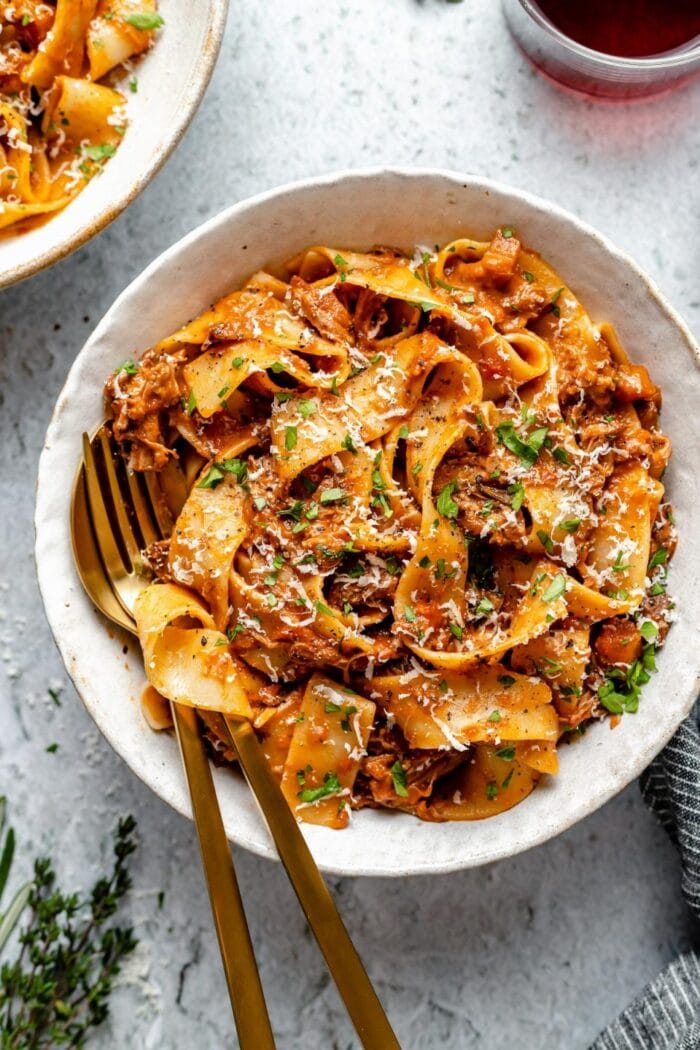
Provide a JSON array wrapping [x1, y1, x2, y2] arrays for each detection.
[[123, 464, 161, 549], [81, 434, 134, 621], [77, 428, 276, 1050], [71, 467, 135, 633], [144, 470, 176, 537], [96, 428, 142, 569]]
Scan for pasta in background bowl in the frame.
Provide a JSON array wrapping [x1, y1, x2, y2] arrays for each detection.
[[0, 0, 228, 288], [35, 169, 700, 875]]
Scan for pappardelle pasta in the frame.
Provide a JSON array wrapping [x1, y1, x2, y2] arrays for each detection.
[[0, 0, 162, 232], [106, 229, 676, 828]]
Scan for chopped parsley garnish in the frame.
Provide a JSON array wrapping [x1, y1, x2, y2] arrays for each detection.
[[298, 399, 316, 418], [495, 746, 515, 761], [598, 643, 657, 715], [385, 555, 402, 576], [501, 226, 515, 238], [436, 480, 459, 519], [648, 547, 668, 570], [197, 456, 248, 490], [129, 76, 138, 92], [536, 530, 554, 554], [475, 597, 494, 617], [438, 679, 449, 694], [125, 12, 165, 29], [541, 573, 567, 603], [552, 446, 569, 465], [488, 710, 501, 722], [390, 761, 409, 798], [486, 781, 499, 800], [297, 771, 343, 804], [319, 487, 345, 504], [341, 433, 357, 454], [522, 270, 534, 282], [419, 555, 431, 569], [639, 620, 658, 643], [561, 518, 581, 533], [495, 422, 548, 466], [612, 551, 628, 573], [498, 674, 515, 689], [404, 605, 417, 623], [285, 425, 298, 451], [549, 286, 564, 317], [449, 622, 463, 640], [185, 390, 197, 416], [509, 481, 525, 512], [314, 600, 335, 618], [114, 359, 138, 375], [398, 424, 410, 439], [83, 142, 117, 162]]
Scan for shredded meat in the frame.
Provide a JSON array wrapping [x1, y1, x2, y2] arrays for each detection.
[[326, 563, 398, 614], [287, 276, 353, 344], [354, 723, 465, 809], [105, 349, 185, 471], [433, 451, 526, 545]]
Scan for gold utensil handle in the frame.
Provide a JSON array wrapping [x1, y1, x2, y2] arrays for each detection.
[[225, 717, 400, 1050], [173, 703, 276, 1050]]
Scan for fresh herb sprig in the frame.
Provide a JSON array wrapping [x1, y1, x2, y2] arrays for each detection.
[[0, 814, 138, 1048]]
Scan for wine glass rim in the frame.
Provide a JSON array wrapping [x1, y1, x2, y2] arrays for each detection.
[[517, 0, 700, 70]]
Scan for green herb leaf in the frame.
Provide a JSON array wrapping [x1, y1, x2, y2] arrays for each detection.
[[495, 422, 548, 466], [298, 399, 316, 418], [285, 425, 298, 451], [436, 480, 459, 519], [648, 547, 668, 570], [639, 620, 658, 642], [390, 761, 409, 798], [297, 771, 343, 804], [475, 597, 494, 617], [319, 487, 345, 504], [114, 359, 138, 375], [125, 12, 165, 29], [541, 573, 567, 603]]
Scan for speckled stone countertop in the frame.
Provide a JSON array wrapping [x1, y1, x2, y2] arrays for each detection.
[[2, 2, 699, 1047]]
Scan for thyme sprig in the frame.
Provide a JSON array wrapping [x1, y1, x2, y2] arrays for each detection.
[[0, 811, 138, 1048]]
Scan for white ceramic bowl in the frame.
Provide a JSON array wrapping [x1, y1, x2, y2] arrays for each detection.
[[35, 169, 700, 876], [0, 0, 228, 289]]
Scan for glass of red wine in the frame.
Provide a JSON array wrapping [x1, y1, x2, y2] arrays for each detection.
[[502, 0, 700, 99]]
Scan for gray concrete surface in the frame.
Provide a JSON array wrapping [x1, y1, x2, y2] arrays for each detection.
[[1, 1, 699, 1047]]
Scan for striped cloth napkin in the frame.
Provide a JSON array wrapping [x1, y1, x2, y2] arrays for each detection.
[[592, 708, 700, 1050]]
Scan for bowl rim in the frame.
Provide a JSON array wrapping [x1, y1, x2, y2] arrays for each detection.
[[2, 0, 230, 291], [35, 166, 700, 875]]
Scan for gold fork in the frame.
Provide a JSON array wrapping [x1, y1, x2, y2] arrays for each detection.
[[72, 424, 400, 1050]]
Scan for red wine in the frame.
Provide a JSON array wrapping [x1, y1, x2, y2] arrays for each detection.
[[535, 0, 700, 59]]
